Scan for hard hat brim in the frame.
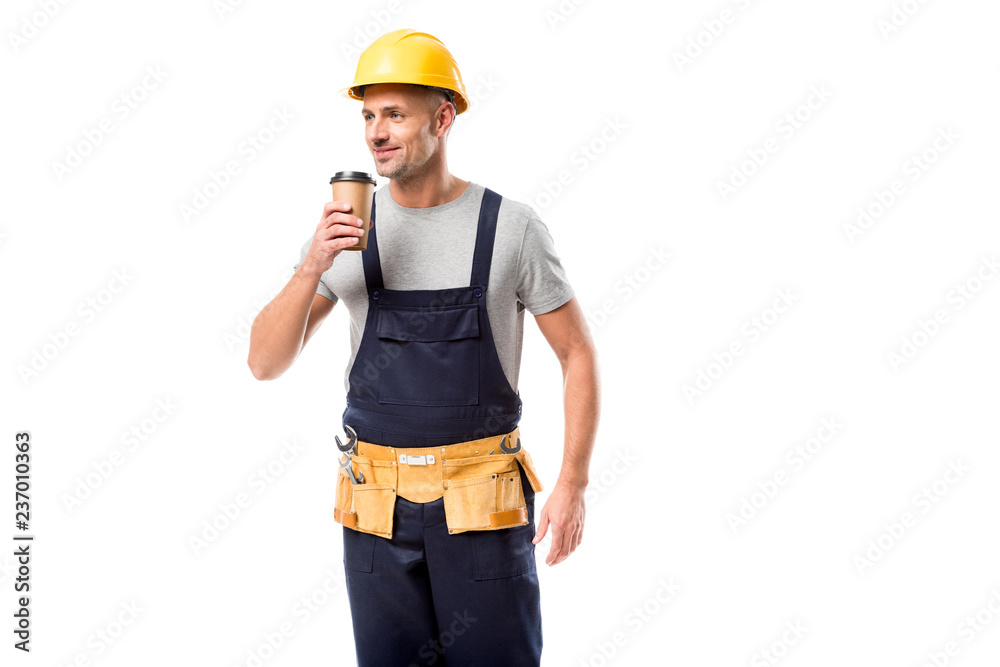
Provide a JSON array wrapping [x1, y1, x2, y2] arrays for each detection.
[[339, 80, 468, 114]]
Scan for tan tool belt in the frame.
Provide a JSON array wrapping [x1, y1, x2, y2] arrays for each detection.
[[333, 427, 543, 539]]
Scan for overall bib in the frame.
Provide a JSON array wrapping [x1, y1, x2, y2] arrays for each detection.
[[339, 187, 543, 666]]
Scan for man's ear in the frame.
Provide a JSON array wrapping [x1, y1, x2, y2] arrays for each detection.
[[439, 102, 456, 137]]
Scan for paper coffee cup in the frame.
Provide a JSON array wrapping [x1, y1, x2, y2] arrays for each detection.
[[330, 171, 377, 251]]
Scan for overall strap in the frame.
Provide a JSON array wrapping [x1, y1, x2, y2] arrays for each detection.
[[361, 191, 384, 291], [364, 187, 502, 291], [470, 188, 502, 288]]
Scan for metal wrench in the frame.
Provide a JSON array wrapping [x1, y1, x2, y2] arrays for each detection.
[[338, 452, 364, 485], [335, 424, 358, 456], [499, 434, 521, 454]]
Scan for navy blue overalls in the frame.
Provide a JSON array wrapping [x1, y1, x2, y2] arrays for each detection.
[[341, 187, 543, 666]]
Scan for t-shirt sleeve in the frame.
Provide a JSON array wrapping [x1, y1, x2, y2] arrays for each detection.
[[292, 236, 338, 303], [515, 211, 575, 315]]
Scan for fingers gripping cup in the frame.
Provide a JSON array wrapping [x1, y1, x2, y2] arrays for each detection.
[[331, 171, 377, 251]]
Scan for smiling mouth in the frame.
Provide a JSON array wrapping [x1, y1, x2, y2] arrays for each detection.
[[375, 147, 399, 157]]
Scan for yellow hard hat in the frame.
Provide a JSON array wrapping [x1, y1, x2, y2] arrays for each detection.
[[341, 29, 469, 115]]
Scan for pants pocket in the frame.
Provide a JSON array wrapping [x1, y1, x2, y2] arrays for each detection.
[[472, 494, 537, 580], [343, 524, 377, 572]]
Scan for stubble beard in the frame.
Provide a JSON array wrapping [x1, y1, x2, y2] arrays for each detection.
[[376, 139, 434, 185]]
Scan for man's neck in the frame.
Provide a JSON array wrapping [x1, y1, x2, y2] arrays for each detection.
[[388, 173, 469, 209]]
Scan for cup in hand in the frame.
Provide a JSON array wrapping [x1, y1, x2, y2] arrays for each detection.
[[330, 171, 376, 251]]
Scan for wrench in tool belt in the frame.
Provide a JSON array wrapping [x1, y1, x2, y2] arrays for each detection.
[[335, 424, 358, 456], [339, 452, 364, 485], [499, 434, 522, 454]]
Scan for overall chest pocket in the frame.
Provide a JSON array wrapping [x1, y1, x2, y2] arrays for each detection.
[[375, 304, 480, 406]]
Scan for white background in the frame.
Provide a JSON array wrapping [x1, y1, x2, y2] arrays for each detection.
[[3, 0, 1000, 665]]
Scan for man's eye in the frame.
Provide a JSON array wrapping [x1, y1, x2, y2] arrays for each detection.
[[391, 113, 402, 119]]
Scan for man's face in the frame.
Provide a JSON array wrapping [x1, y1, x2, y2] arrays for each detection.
[[361, 83, 448, 181]]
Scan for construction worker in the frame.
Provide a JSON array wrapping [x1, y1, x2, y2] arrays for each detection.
[[247, 28, 600, 666]]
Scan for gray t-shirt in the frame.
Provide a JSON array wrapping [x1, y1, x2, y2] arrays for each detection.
[[293, 181, 575, 395]]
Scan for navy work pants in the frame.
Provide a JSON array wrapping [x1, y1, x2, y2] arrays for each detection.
[[343, 462, 542, 666]]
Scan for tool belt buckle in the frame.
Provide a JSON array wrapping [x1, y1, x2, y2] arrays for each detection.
[[399, 454, 434, 465]]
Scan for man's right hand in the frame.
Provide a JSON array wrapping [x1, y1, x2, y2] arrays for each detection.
[[300, 200, 368, 275]]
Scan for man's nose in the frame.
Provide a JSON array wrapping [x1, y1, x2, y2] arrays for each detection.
[[369, 117, 390, 142]]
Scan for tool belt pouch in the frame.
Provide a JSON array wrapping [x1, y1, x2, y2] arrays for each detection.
[[333, 455, 398, 539], [442, 448, 543, 535]]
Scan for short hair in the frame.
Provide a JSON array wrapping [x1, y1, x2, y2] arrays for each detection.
[[422, 86, 455, 136], [421, 85, 455, 114]]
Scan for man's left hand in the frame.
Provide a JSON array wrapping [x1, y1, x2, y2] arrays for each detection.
[[531, 480, 586, 565]]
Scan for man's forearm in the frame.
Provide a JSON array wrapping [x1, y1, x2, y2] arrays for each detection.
[[247, 265, 325, 380], [555, 345, 600, 490]]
